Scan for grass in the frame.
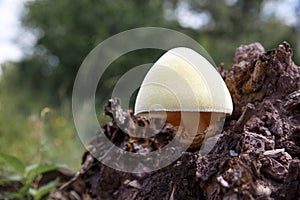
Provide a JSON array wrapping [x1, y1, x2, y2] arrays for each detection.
[[0, 92, 111, 173], [0, 151, 61, 199], [0, 64, 112, 173], [0, 100, 84, 171], [0, 71, 86, 171], [0, 67, 114, 198]]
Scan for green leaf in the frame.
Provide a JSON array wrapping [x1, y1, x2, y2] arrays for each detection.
[[25, 163, 58, 183], [0, 175, 22, 184], [0, 177, 11, 185], [0, 152, 25, 175], [0, 193, 18, 199], [7, 174, 23, 181], [16, 183, 31, 199], [29, 179, 58, 200]]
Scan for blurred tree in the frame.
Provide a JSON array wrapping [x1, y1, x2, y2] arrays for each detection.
[[296, 0, 300, 31], [5, 0, 178, 107], [166, 0, 300, 66], [3, 0, 300, 108]]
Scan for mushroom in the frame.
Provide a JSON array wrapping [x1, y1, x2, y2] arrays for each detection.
[[134, 47, 233, 149]]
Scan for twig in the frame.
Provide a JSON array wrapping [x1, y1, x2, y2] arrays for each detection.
[[234, 103, 255, 133]]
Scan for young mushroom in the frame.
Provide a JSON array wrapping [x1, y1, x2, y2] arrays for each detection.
[[134, 47, 233, 149]]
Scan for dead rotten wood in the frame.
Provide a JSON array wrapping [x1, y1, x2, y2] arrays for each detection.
[[48, 42, 300, 200]]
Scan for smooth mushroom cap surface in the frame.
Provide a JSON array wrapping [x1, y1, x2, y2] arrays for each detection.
[[134, 47, 233, 117]]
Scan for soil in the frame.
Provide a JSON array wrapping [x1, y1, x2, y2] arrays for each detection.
[[4, 42, 300, 200]]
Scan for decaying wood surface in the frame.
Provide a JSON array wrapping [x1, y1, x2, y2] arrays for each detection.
[[47, 42, 300, 200]]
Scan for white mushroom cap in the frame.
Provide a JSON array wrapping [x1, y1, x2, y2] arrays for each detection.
[[134, 47, 233, 117]]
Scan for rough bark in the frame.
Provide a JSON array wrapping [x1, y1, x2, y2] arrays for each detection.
[[48, 42, 300, 200]]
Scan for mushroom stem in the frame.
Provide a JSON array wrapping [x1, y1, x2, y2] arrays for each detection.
[[167, 112, 213, 149], [167, 112, 211, 131]]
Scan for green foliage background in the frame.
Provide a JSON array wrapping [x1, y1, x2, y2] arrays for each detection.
[[1, 0, 299, 170]]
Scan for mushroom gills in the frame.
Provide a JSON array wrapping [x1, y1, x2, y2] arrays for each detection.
[[138, 111, 225, 149]]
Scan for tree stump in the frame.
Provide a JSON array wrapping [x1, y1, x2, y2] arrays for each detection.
[[49, 42, 300, 200]]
